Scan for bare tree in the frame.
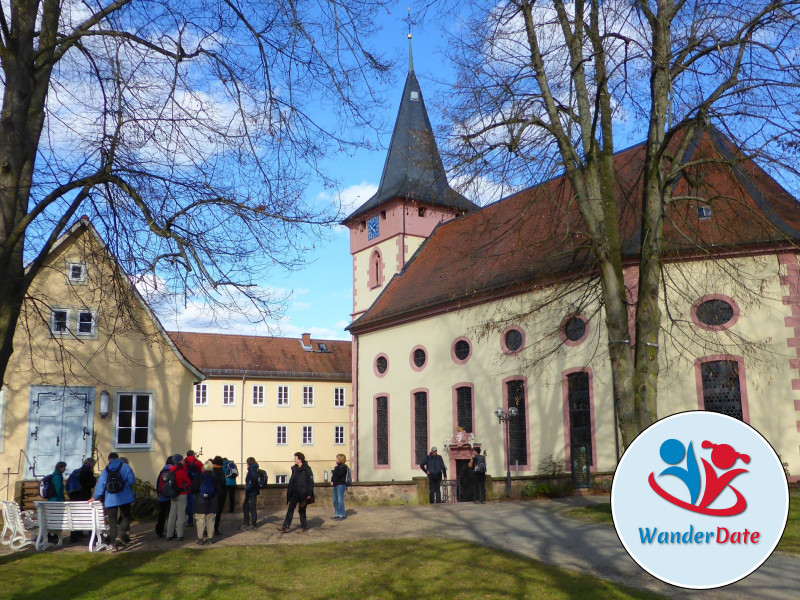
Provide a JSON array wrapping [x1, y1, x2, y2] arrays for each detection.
[[440, 0, 800, 447], [0, 0, 394, 383]]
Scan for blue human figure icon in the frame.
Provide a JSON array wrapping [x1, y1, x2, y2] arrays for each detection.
[[658, 439, 701, 505]]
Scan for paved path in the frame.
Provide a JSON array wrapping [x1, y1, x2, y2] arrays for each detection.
[[5, 497, 798, 599]]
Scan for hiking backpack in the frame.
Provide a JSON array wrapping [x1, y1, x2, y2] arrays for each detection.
[[256, 469, 268, 489], [65, 468, 82, 494], [38, 474, 56, 499], [198, 473, 217, 499], [105, 463, 125, 494], [158, 469, 180, 499], [224, 462, 239, 478], [474, 455, 487, 474]]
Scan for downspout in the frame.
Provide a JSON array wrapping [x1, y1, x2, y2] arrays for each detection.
[[240, 374, 246, 474], [352, 334, 359, 480]]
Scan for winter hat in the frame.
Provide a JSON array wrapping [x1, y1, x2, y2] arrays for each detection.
[[430, 446, 438, 453], [172, 454, 183, 465]]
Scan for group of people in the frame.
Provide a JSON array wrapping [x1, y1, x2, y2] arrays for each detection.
[[421, 445, 487, 504], [43, 449, 354, 550]]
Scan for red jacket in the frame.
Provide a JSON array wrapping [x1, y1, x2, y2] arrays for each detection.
[[184, 455, 203, 476], [170, 464, 193, 495]]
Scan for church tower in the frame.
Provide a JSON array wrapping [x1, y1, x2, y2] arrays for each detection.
[[343, 35, 478, 319]]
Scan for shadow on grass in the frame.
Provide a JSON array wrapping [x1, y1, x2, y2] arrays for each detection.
[[0, 538, 662, 600]]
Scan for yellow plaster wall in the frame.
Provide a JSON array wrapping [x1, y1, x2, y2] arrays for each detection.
[[0, 228, 198, 492], [192, 377, 351, 482], [355, 253, 799, 481], [353, 238, 401, 316]]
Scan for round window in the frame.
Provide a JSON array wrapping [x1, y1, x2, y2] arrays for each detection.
[[504, 329, 523, 352], [376, 356, 388, 374], [413, 348, 427, 368], [454, 340, 471, 361], [696, 299, 734, 327], [564, 316, 587, 342]]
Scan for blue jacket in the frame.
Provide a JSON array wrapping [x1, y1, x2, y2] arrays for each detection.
[[94, 459, 136, 507], [223, 459, 237, 486]]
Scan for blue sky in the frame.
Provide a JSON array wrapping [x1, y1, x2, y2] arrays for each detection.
[[158, 5, 454, 341]]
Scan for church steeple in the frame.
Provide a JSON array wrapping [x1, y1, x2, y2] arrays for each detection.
[[344, 31, 478, 319], [343, 36, 476, 224]]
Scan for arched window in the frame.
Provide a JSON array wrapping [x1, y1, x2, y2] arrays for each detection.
[[368, 249, 384, 289]]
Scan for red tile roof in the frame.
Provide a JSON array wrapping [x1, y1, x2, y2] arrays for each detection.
[[350, 128, 800, 332], [168, 332, 351, 380]]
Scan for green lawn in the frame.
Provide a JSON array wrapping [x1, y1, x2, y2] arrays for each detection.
[[563, 493, 800, 556], [0, 538, 664, 600]]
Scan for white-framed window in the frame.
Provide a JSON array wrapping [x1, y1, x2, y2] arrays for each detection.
[[50, 309, 69, 334], [115, 392, 153, 449], [223, 384, 236, 406], [334, 425, 345, 445], [276, 425, 287, 445], [194, 383, 207, 406], [302, 425, 313, 445], [76, 310, 96, 336], [303, 386, 314, 407], [277, 385, 289, 406], [334, 387, 346, 408], [66, 262, 86, 283], [275, 474, 287, 484], [252, 385, 264, 406]]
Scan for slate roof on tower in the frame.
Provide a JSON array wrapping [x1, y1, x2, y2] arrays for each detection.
[[343, 66, 478, 223], [348, 127, 800, 332]]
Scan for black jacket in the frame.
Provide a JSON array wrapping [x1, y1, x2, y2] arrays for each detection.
[[67, 464, 97, 501], [192, 470, 220, 514], [421, 454, 447, 479], [245, 462, 260, 497], [331, 463, 348, 486], [287, 461, 314, 502]]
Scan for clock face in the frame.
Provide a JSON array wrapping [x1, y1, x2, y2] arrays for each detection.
[[367, 215, 380, 240]]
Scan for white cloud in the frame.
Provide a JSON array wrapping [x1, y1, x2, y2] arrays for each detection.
[[318, 181, 378, 232]]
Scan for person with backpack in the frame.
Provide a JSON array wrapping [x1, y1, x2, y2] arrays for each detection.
[[154, 456, 174, 538], [212, 456, 227, 535], [184, 449, 202, 527], [420, 447, 448, 504], [241, 456, 259, 530], [192, 460, 220, 545], [165, 454, 192, 541], [331, 454, 349, 520], [93, 452, 136, 551], [277, 452, 314, 533], [66, 458, 96, 543], [47, 461, 68, 502], [469, 446, 487, 504], [223, 457, 238, 514]]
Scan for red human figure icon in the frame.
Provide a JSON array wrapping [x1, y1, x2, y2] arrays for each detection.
[[698, 441, 750, 512]]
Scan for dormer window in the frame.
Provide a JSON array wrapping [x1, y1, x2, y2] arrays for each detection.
[[698, 205, 712, 220], [410, 91, 419, 101], [318, 342, 329, 353], [367, 215, 380, 240], [67, 262, 86, 283]]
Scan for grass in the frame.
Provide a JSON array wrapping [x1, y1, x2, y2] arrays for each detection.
[[563, 493, 800, 556], [0, 538, 665, 600]]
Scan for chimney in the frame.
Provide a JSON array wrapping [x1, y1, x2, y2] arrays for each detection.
[[300, 333, 312, 351]]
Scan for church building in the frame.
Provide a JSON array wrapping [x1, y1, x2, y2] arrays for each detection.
[[344, 50, 800, 487]]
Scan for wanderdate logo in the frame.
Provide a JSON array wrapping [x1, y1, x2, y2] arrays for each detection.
[[612, 412, 788, 589]]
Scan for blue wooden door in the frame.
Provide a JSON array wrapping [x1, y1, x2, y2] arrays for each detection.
[[27, 386, 94, 477]]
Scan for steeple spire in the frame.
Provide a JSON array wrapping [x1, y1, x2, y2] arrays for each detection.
[[407, 7, 414, 72]]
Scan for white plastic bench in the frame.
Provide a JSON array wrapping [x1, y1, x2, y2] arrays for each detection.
[[1, 500, 37, 551], [34, 501, 110, 552]]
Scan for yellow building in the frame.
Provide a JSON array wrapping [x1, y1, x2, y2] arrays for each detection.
[[169, 332, 352, 483], [0, 219, 203, 495], [345, 63, 800, 488]]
